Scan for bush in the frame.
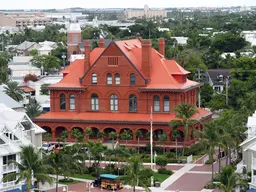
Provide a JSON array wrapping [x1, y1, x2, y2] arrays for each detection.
[[205, 159, 214, 164], [184, 143, 205, 156], [156, 156, 168, 168], [165, 152, 175, 158], [158, 168, 173, 175], [88, 166, 96, 173], [40, 83, 50, 95], [204, 181, 215, 189], [90, 172, 98, 177]]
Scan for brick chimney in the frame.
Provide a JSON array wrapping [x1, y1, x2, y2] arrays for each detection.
[[84, 40, 91, 73], [158, 38, 165, 57], [99, 38, 105, 48], [142, 39, 152, 77]]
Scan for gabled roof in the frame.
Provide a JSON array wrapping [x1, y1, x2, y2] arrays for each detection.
[[52, 38, 198, 91], [16, 41, 39, 51], [207, 69, 231, 86], [0, 92, 23, 109]]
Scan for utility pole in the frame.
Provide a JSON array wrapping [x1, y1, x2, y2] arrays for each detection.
[[197, 67, 201, 108], [225, 76, 229, 106]]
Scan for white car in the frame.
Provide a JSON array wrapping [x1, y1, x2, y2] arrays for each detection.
[[42, 143, 55, 152]]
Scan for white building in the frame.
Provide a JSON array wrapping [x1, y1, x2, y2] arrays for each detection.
[[124, 5, 167, 19], [8, 56, 41, 82], [0, 104, 45, 191], [241, 31, 256, 47], [238, 111, 256, 190], [172, 37, 189, 45]]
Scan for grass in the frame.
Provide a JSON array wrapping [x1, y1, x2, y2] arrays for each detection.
[[70, 174, 96, 180], [58, 179, 81, 185], [153, 173, 170, 183]]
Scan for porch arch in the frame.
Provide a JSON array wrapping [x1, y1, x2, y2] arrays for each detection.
[[55, 126, 68, 138], [153, 129, 166, 140], [42, 126, 52, 134], [119, 128, 133, 140]]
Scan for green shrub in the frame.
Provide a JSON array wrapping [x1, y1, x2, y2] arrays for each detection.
[[158, 168, 173, 175], [88, 166, 96, 173], [91, 172, 98, 177], [205, 159, 214, 164], [184, 143, 205, 156], [156, 156, 168, 168], [165, 152, 175, 158]]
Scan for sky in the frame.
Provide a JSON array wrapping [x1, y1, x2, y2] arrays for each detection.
[[1, 0, 256, 9]]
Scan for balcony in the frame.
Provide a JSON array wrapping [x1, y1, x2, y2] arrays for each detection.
[[2, 163, 17, 173], [1, 181, 15, 188]]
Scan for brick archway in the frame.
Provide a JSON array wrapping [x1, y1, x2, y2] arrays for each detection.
[[170, 129, 185, 142], [91, 127, 100, 139], [55, 126, 68, 138], [153, 129, 166, 140], [103, 127, 117, 141], [42, 126, 52, 134], [135, 128, 148, 140]]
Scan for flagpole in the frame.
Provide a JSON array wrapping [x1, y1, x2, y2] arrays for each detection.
[[150, 106, 153, 170]]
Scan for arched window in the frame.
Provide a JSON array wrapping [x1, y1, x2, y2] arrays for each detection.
[[164, 96, 170, 112], [107, 73, 112, 85], [115, 73, 120, 85], [91, 94, 99, 111], [69, 94, 75, 110], [129, 94, 137, 112], [92, 73, 97, 85], [130, 73, 136, 86], [60, 94, 66, 110], [110, 94, 118, 111], [153, 96, 160, 112]]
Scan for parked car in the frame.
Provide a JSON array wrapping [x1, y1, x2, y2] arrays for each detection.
[[42, 143, 55, 152]]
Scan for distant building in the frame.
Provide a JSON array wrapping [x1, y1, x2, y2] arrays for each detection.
[[0, 12, 51, 28], [172, 37, 189, 45], [0, 91, 24, 112], [207, 69, 231, 92], [124, 5, 167, 19], [16, 41, 41, 56], [0, 104, 45, 191]]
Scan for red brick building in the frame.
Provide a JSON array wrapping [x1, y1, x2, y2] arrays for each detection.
[[35, 37, 211, 149]]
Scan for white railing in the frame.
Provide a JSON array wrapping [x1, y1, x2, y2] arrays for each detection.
[[2, 163, 17, 173], [236, 160, 246, 173], [1, 181, 16, 188], [252, 176, 256, 185]]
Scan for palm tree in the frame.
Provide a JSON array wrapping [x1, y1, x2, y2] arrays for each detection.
[[4, 81, 24, 102], [120, 130, 132, 148], [135, 130, 143, 153], [85, 127, 92, 141], [47, 152, 63, 192], [109, 132, 118, 149], [169, 103, 199, 155], [43, 132, 52, 144], [158, 133, 167, 154], [71, 128, 84, 143], [171, 129, 181, 159], [2, 145, 53, 192], [215, 166, 248, 192], [97, 131, 105, 141], [123, 157, 150, 192], [197, 120, 219, 182], [25, 103, 43, 118]]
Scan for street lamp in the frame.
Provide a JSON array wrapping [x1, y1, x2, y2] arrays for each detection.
[[62, 53, 66, 68], [154, 151, 157, 170]]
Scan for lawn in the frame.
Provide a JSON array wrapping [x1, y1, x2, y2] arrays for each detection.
[[153, 173, 170, 183], [71, 174, 96, 180]]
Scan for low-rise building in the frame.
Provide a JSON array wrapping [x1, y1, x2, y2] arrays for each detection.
[[124, 5, 167, 19], [207, 69, 231, 92], [0, 104, 45, 191]]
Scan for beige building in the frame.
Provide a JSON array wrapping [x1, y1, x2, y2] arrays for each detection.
[[0, 12, 51, 28], [124, 5, 167, 19]]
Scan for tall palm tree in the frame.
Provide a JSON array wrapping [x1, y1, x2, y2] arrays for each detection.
[[135, 130, 143, 153], [71, 128, 84, 143], [4, 81, 24, 102], [85, 127, 92, 141], [123, 157, 150, 192], [120, 130, 132, 148], [2, 145, 53, 192], [158, 133, 167, 154], [171, 129, 181, 159], [25, 103, 43, 118], [109, 132, 118, 149], [197, 120, 219, 182], [215, 166, 248, 192], [97, 131, 105, 141], [169, 103, 199, 155]]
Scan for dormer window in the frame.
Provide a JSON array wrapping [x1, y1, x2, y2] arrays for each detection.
[[217, 75, 224, 82]]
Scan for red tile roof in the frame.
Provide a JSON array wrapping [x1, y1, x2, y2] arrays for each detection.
[[50, 39, 199, 90], [35, 108, 211, 123], [19, 86, 35, 92]]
